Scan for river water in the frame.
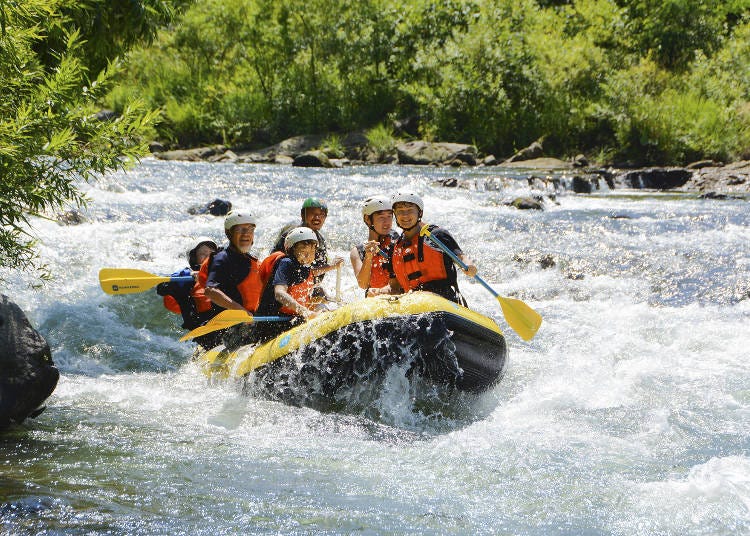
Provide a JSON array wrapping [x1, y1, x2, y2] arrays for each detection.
[[1, 159, 749, 535]]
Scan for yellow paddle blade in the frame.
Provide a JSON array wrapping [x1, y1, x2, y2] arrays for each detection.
[[99, 268, 171, 295], [497, 295, 542, 342], [179, 309, 253, 341]]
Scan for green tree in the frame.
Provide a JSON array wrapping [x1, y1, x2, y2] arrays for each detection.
[[617, 0, 750, 70], [0, 0, 181, 279]]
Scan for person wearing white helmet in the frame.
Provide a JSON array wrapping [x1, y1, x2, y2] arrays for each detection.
[[155, 237, 218, 346], [389, 190, 477, 305], [349, 195, 399, 297], [271, 198, 344, 300], [200, 209, 264, 314], [274, 227, 343, 318], [244, 227, 345, 344]]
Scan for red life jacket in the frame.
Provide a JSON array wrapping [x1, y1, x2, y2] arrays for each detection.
[[391, 228, 449, 292], [165, 269, 213, 315]]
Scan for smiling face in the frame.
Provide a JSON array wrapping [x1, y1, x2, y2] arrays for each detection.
[[367, 209, 393, 236], [291, 240, 317, 265], [393, 202, 420, 229], [302, 208, 327, 231], [229, 223, 255, 253]]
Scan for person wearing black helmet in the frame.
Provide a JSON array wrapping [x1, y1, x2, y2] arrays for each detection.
[[156, 237, 218, 331], [389, 190, 477, 306], [350, 195, 399, 297]]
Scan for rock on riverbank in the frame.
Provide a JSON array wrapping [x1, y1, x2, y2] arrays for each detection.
[[151, 135, 750, 196]]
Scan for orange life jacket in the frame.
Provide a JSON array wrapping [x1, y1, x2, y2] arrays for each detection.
[[272, 257, 316, 316], [195, 251, 262, 312], [391, 228, 449, 292], [358, 233, 396, 291], [279, 270, 316, 315], [163, 295, 182, 314], [255, 253, 315, 316], [192, 256, 213, 311], [259, 251, 286, 287]]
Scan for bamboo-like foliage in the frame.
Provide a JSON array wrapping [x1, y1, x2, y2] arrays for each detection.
[[0, 0, 181, 279]]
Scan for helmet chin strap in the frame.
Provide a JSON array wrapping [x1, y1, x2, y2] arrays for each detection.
[[367, 223, 386, 239]]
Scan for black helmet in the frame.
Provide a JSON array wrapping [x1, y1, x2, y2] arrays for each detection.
[[188, 237, 218, 269]]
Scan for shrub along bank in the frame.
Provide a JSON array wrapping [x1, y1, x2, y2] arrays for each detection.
[[108, 0, 750, 166]]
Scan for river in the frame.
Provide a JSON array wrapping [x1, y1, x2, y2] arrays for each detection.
[[1, 159, 749, 535]]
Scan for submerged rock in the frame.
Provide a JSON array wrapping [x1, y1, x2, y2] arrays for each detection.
[[0, 295, 59, 427], [55, 209, 87, 225], [188, 198, 233, 216], [509, 197, 544, 210], [615, 168, 692, 189]]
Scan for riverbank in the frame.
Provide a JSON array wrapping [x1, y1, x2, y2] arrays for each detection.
[[151, 134, 750, 197]]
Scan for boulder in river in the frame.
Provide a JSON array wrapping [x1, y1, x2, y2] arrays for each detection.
[[188, 198, 232, 216], [293, 150, 333, 168], [0, 295, 59, 427]]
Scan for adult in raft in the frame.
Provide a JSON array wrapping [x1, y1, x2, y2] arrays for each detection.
[[389, 190, 477, 306], [250, 227, 344, 344], [198, 210, 263, 348], [271, 197, 333, 299], [349, 195, 399, 297]]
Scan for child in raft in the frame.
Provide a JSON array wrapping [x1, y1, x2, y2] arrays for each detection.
[[238, 226, 344, 347]]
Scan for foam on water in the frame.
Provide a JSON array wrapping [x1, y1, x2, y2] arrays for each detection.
[[2, 159, 749, 534]]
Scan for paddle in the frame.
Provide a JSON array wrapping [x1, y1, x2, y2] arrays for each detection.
[[99, 268, 194, 295], [419, 225, 542, 341], [335, 264, 342, 303], [179, 309, 291, 341]]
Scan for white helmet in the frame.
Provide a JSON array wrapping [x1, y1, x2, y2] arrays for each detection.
[[391, 190, 424, 212], [284, 226, 318, 251], [224, 210, 257, 230], [362, 195, 392, 217]]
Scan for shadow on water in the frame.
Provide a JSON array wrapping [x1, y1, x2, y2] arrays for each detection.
[[240, 314, 507, 436]]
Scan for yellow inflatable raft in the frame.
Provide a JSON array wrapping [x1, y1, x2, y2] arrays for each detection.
[[198, 291, 507, 407]]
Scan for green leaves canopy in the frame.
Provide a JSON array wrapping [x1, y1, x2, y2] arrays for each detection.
[[111, 0, 750, 164], [0, 0, 179, 278]]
